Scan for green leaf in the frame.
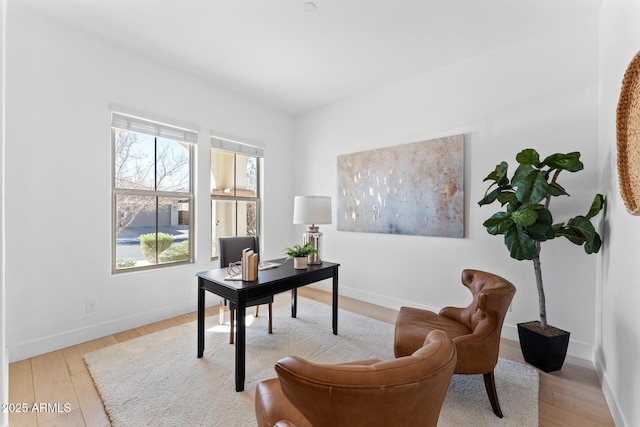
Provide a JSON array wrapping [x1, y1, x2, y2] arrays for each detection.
[[478, 188, 499, 206], [483, 162, 509, 184], [513, 163, 535, 184], [483, 212, 514, 235], [547, 182, 568, 197], [504, 226, 538, 260], [585, 232, 602, 254], [566, 216, 594, 238], [554, 215, 602, 254], [511, 206, 538, 227], [542, 152, 584, 172], [496, 192, 516, 205], [524, 207, 554, 241], [554, 227, 586, 245], [483, 172, 499, 183], [515, 149, 541, 167], [480, 162, 515, 206], [513, 170, 549, 205], [505, 197, 522, 213], [568, 216, 603, 254], [478, 186, 515, 206], [586, 194, 606, 219]]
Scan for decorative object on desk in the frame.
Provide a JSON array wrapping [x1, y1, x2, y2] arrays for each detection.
[[226, 261, 242, 280], [478, 148, 605, 372], [258, 261, 282, 270], [616, 50, 640, 215], [336, 134, 464, 238], [293, 257, 307, 269], [284, 243, 318, 269], [293, 195, 332, 264], [241, 248, 258, 281]]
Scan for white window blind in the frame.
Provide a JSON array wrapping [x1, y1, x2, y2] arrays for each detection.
[[211, 135, 264, 157], [111, 111, 198, 144]]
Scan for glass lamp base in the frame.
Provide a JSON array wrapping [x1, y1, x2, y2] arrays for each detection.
[[303, 226, 323, 265]]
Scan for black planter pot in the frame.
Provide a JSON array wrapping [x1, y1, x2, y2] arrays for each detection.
[[517, 321, 570, 373]]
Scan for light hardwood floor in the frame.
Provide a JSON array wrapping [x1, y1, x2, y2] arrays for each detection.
[[8, 288, 615, 426]]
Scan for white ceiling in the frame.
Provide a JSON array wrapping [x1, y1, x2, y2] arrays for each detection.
[[20, 0, 601, 115]]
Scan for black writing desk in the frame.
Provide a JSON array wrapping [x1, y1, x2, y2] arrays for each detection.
[[196, 259, 340, 392]]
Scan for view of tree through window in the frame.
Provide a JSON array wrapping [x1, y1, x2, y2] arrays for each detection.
[[112, 115, 194, 272], [210, 148, 261, 259]]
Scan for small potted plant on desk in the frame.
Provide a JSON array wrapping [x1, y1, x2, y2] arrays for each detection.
[[478, 149, 605, 372], [284, 243, 318, 269]]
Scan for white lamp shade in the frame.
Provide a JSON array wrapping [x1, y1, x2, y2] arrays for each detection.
[[293, 196, 332, 225]]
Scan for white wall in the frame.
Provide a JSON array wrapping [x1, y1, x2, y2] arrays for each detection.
[[294, 16, 601, 360], [596, 1, 640, 426], [4, 3, 294, 361], [1, 0, 7, 424]]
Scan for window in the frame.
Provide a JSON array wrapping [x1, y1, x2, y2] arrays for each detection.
[[211, 136, 263, 259], [112, 111, 196, 272]]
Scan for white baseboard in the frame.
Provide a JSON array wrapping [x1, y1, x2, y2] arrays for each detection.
[[321, 282, 595, 362], [594, 351, 626, 427], [500, 324, 593, 362], [7, 301, 206, 362], [313, 281, 442, 313]]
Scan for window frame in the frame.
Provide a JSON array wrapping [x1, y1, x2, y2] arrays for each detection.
[[111, 110, 197, 273], [210, 135, 264, 261]]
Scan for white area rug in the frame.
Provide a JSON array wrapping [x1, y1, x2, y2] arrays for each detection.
[[85, 297, 538, 426]]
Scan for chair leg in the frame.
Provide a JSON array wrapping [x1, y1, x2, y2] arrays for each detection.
[[218, 304, 225, 325], [268, 303, 273, 334], [229, 309, 235, 345], [255, 305, 260, 317], [483, 371, 503, 418]]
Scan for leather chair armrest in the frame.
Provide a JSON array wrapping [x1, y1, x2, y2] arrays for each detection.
[[338, 359, 382, 366], [439, 305, 463, 323], [255, 378, 311, 427], [450, 320, 500, 373]]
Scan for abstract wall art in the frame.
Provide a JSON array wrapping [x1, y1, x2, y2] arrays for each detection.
[[337, 134, 464, 238]]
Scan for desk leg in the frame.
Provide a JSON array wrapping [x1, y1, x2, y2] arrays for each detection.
[[291, 288, 297, 318], [197, 280, 205, 358], [235, 296, 247, 392], [332, 268, 339, 335]]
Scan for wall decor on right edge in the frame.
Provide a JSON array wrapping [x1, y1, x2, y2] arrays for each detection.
[[616, 50, 640, 215], [336, 134, 464, 238]]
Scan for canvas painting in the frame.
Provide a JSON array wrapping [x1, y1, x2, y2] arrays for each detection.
[[337, 134, 464, 237]]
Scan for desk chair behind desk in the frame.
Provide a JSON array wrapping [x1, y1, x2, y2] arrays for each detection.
[[218, 236, 273, 344]]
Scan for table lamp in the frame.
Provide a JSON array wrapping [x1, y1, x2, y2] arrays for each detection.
[[293, 196, 332, 265]]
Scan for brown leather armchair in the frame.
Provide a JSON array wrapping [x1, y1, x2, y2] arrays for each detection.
[[394, 269, 516, 418], [255, 330, 457, 427]]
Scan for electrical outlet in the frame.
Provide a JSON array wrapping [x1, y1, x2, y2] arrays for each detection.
[[86, 298, 97, 313]]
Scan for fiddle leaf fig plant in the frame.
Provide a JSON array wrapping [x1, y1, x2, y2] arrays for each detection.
[[478, 149, 605, 329]]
